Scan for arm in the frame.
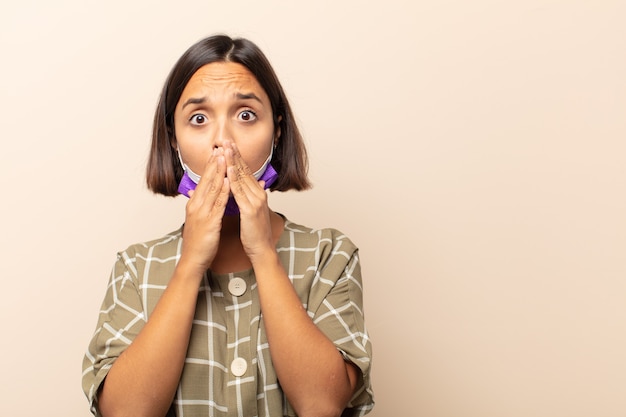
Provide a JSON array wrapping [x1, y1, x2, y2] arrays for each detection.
[[97, 151, 230, 417], [253, 252, 359, 417], [97, 262, 204, 417], [225, 143, 358, 417]]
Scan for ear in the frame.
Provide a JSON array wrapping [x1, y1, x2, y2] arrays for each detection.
[[169, 135, 178, 152], [274, 115, 282, 145]]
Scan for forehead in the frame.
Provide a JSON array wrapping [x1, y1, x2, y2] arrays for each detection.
[[179, 62, 268, 102]]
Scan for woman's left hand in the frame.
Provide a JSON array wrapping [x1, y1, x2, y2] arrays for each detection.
[[224, 141, 275, 263]]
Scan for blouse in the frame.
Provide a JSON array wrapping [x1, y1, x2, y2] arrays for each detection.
[[82, 218, 374, 416]]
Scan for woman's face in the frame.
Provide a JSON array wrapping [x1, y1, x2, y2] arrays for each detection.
[[173, 62, 277, 176]]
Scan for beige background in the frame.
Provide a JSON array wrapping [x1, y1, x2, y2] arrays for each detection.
[[1, 1, 625, 416]]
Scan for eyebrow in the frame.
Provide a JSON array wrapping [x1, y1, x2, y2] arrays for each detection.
[[235, 92, 262, 103], [181, 97, 206, 109], [181, 92, 263, 110]]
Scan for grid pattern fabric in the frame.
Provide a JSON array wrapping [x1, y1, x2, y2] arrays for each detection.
[[82, 218, 374, 416]]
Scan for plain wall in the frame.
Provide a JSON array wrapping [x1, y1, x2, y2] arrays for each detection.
[[1, 1, 625, 416]]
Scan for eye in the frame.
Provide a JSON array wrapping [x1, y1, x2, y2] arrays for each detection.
[[190, 114, 207, 125], [238, 110, 257, 122]]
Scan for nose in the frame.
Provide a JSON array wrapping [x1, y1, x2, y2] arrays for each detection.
[[213, 119, 233, 149]]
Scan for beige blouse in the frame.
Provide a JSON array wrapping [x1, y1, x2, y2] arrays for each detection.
[[82, 218, 374, 416]]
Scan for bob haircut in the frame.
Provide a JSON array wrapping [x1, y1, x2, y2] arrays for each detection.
[[147, 34, 311, 196]]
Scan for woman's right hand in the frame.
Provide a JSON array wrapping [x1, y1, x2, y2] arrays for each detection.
[[179, 148, 230, 276], [98, 151, 229, 417]]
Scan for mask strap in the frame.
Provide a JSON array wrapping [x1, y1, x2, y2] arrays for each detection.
[[176, 148, 201, 184], [252, 140, 275, 180]]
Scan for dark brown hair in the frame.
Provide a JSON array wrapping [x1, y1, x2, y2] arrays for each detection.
[[146, 34, 311, 196]]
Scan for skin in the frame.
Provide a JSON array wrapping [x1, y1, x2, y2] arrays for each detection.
[[97, 62, 358, 417]]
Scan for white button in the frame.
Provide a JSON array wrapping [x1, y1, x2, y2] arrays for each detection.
[[231, 357, 247, 376], [228, 277, 247, 296]]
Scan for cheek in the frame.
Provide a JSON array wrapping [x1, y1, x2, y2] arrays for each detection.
[[177, 136, 212, 172], [236, 131, 274, 170]]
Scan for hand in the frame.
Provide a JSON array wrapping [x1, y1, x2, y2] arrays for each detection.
[[179, 148, 230, 275], [224, 141, 275, 263]]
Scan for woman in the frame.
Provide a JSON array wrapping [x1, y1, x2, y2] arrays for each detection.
[[82, 34, 374, 417]]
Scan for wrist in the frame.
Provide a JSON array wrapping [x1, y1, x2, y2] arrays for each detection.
[[250, 248, 281, 275], [174, 257, 208, 282]]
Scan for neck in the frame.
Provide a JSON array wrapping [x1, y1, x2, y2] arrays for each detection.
[[207, 210, 284, 274], [218, 210, 283, 237], [220, 214, 242, 236]]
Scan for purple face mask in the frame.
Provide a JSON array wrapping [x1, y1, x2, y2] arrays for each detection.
[[177, 148, 278, 216]]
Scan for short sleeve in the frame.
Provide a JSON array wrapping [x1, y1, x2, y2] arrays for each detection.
[[81, 251, 147, 416], [312, 248, 375, 416]]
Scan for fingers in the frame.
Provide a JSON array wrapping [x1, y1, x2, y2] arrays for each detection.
[[187, 149, 229, 216], [180, 150, 230, 273], [224, 142, 266, 212], [230, 142, 254, 178]]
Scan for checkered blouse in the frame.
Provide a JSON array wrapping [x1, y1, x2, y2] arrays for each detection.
[[82, 218, 374, 416]]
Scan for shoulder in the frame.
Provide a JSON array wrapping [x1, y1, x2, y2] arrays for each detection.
[[116, 226, 183, 271], [279, 219, 360, 276], [282, 218, 358, 254]]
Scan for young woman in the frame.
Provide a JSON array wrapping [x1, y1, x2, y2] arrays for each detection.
[[82, 34, 373, 417]]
